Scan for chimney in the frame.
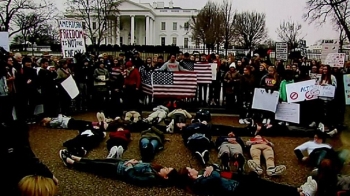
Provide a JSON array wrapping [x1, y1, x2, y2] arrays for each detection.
[[157, 1, 164, 9], [152, 2, 157, 8], [169, 0, 173, 8]]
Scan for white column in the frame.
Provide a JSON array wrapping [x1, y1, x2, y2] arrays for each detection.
[[116, 16, 120, 45], [145, 15, 149, 45], [149, 18, 153, 45], [130, 15, 135, 45], [111, 19, 115, 45]]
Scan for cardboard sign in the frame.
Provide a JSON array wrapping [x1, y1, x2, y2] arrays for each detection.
[[318, 85, 335, 98], [59, 19, 86, 58], [275, 102, 300, 124], [286, 80, 318, 103], [252, 88, 279, 112], [324, 53, 345, 68]]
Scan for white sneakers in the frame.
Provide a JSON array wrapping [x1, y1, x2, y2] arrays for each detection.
[[107, 146, 124, 159], [96, 112, 106, 124], [327, 128, 338, 137], [247, 160, 286, 176], [239, 118, 251, 125], [299, 176, 318, 196]]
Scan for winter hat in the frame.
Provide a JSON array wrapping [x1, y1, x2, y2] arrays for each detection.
[[125, 61, 133, 68], [229, 62, 236, 68]]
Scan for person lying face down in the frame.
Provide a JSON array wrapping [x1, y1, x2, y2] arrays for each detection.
[[59, 149, 178, 187], [106, 118, 131, 159], [177, 165, 317, 196]]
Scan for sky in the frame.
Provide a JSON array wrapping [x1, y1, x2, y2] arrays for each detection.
[[51, 0, 338, 45]]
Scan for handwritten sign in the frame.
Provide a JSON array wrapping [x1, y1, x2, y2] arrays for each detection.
[[286, 80, 318, 103], [252, 88, 279, 112], [309, 73, 322, 85], [318, 85, 335, 98], [324, 53, 345, 68], [59, 19, 86, 58], [344, 74, 350, 105], [275, 102, 300, 124], [321, 40, 339, 63]]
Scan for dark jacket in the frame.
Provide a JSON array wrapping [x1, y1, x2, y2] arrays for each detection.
[[182, 122, 211, 144], [109, 66, 124, 90], [37, 68, 57, 94], [74, 65, 94, 84], [140, 126, 164, 149]]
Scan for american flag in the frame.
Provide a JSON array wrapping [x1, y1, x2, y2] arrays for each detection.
[[194, 62, 212, 84], [141, 71, 197, 98], [181, 60, 194, 70]]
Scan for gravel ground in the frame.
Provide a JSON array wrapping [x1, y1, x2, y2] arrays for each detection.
[[29, 112, 349, 196]]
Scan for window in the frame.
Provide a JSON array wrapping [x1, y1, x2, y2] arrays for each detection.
[[92, 37, 97, 44], [195, 39, 200, 48], [92, 22, 96, 30], [120, 37, 123, 45], [82, 22, 86, 29], [173, 22, 177, 30], [184, 22, 189, 30], [161, 37, 165, 46], [161, 22, 166, 30], [172, 37, 177, 45], [184, 38, 189, 48]]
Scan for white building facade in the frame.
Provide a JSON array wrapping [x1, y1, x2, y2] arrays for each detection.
[[65, 0, 199, 47]]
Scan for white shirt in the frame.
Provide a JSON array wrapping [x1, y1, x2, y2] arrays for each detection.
[[294, 141, 332, 155]]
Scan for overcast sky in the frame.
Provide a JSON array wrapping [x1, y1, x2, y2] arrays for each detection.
[[52, 0, 338, 45]]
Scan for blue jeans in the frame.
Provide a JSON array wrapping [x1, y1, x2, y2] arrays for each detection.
[[140, 138, 159, 152]]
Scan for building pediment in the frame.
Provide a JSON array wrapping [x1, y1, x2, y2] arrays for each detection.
[[159, 33, 167, 36], [170, 33, 178, 36], [120, 0, 151, 11]]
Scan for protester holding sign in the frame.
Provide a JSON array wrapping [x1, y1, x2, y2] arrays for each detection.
[[318, 65, 337, 134], [259, 66, 280, 126]]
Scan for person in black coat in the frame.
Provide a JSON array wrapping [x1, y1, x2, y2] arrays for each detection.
[[22, 57, 39, 123]]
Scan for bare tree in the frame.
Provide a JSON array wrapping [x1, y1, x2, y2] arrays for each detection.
[[0, 0, 54, 37], [232, 11, 268, 53], [189, 1, 223, 53], [304, 0, 350, 42], [276, 18, 304, 49], [65, 0, 123, 51], [219, 0, 236, 56]]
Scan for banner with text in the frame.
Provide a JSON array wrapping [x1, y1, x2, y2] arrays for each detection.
[[324, 53, 345, 68], [59, 20, 86, 58], [286, 80, 318, 103]]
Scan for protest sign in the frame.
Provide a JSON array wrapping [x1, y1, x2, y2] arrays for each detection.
[[0, 32, 9, 51], [252, 88, 279, 112], [344, 74, 350, 105], [210, 63, 217, 80], [309, 73, 321, 85], [286, 80, 318, 103], [61, 75, 79, 99], [318, 85, 335, 98], [275, 102, 300, 124], [324, 53, 345, 68], [59, 19, 86, 58], [321, 39, 339, 63]]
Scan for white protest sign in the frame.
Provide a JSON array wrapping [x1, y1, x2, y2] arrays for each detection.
[[324, 53, 345, 68], [286, 80, 318, 103], [0, 32, 9, 51], [275, 102, 300, 124], [309, 73, 322, 85], [344, 74, 350, 105], [61, 75, 79, 99], [321, 39, 339, 63], [275, 42, 288, 61], [59, 20, 86, 58], [210, 63, 217, 80], [252, 88, 279, 112], [318, 85, 335, 98]]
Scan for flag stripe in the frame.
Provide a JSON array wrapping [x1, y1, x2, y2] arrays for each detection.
[[194, 62, 212, 84]]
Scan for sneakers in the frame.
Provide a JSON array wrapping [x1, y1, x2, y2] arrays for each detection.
[[318, 122, 325, 132], [309, 122, 317, 128], [300, 176, 318, 196], [115, 146, 124, 159], [239, 118, 251, 125], [239, 119, 245, 124], [59, 149, 71, 167], [247, 160, 263, 175], [327, 128, 338, 137], [266, 165, 286, 176], [266, 118, 271, 125], [96, 112, 106, 124], [262, 118, 267, 124], [107, 146, 118, 159]]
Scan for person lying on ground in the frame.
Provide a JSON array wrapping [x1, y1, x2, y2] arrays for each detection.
[[182, 119, 212, 165], [2, 121, 58, 196], [106, 118, 131, 159], [294, 131, 342, 173], [215, 131, 245, 172], [59, 149, 178, 187], [177, 165, 317, 196], [166, 106, 192, 133], [314, 158, 350, 196], [139, 126, 166, 162], [246, 135, 286, 176], [143, 105, 169, 124]]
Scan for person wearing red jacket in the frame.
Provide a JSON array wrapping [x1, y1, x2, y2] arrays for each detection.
[[106, 118, 131, 159], [123, 61, 141, 109]]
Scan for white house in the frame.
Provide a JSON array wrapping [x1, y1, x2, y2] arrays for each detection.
[[64, 0, 199, 47]]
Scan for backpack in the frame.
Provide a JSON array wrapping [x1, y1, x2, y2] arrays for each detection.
[[195, 109, 211, 122]]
